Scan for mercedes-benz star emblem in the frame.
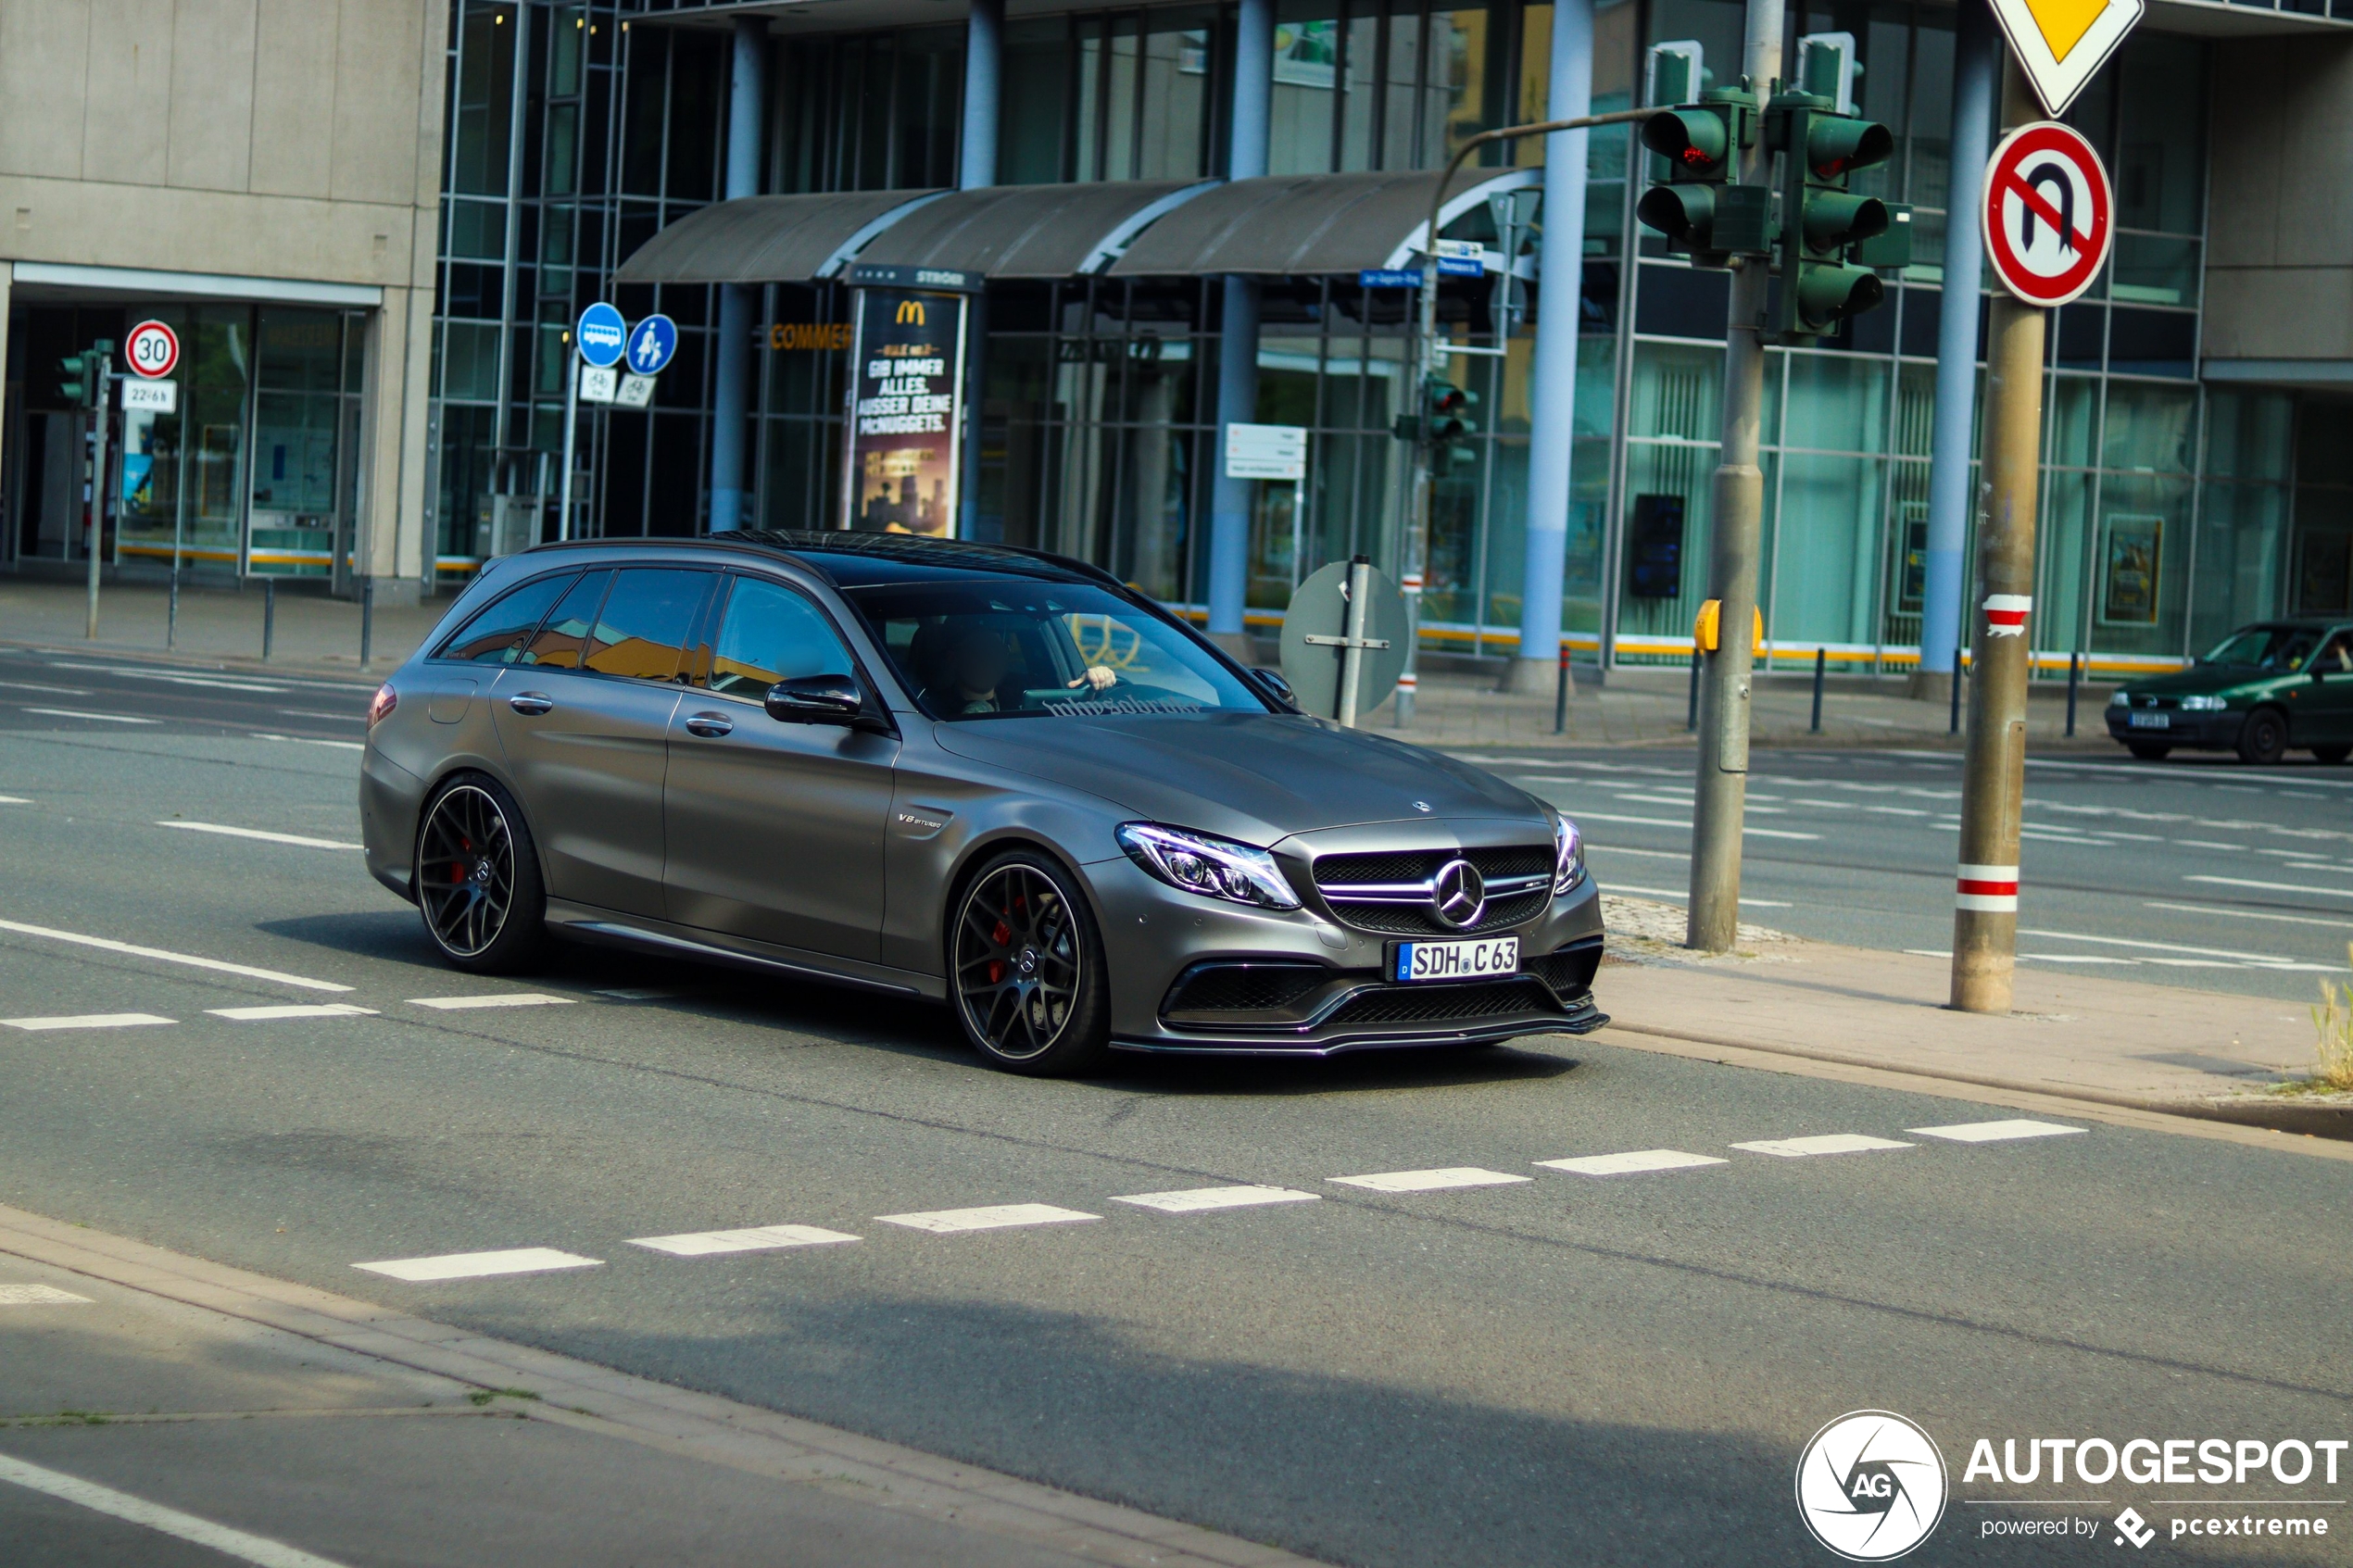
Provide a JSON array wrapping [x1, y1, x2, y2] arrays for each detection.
[[1431, 859, 1486, 928]]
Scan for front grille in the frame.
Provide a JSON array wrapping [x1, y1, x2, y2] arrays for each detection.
[[1312, 845, 1555, 936], [1163, 962, 1328, 1015], [1324, 977, 1563, 1026]]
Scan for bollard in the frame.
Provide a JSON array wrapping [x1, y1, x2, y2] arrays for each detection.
[[2065, 650, 2081, 738], [1554, 646, 1569, 735], [1809, 646, 1825, 734], [359, 577, 374, 670], [1686, 647, 1700, 733], [262, 581, 276, 660], [1948, 646, 1963, 735]]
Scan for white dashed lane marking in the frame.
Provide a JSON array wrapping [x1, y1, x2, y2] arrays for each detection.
[[206, 1004, 379, 1022], [19, 708, 158, 724], [354, 1248, 603, 1282], [1, 1013, 175, 1032], [875, 1204, 1100, 1234], [1732, 1134, 1915, 1158], [159, 821, 362, 851], [1330, 1168, 1533, 1193], [1537, 1149, 1730, 1176], [627, 1224, 861, 1256], [406, 993, 577, 1010], [249, 733, 366, 751], [0, 918, 353, 993], [0, 796, 28, 805], [1908, 1120, 2086, 1144], [1111, 1185, 1322, 1212], [0, 1284, 93, 1305]]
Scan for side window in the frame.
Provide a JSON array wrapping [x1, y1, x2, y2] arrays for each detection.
[[2321, 633, 2353, 673], [519, 571, 611, 669], [434, 572, 576, 665], [581, 569, 711, 683], [705, 577, 855, 700]]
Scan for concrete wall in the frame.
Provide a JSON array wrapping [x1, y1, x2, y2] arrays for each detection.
[[0, 0, 449, 593], [2205, 33, 2353, 364]]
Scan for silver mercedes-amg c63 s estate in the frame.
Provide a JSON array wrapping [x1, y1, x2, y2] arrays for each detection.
[[360, 532, 1605, 1075]]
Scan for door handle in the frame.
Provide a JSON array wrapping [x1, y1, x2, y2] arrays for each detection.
[[684, 711, 735, 737], [508, 692, 554, 716]]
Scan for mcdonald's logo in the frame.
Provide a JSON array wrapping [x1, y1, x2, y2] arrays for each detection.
[[895, 299, 926, 325]]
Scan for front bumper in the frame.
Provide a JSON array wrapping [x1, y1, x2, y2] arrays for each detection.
[[1087, 852, 1607, 1055], [2105, 709, 2244, 749]]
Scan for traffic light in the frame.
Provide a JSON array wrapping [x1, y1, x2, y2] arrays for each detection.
[[1635, 88, 1766, 267], [1422, 377, 1479, 478], [1768, 93, 1900, 340], [57, 339, 113, 408]]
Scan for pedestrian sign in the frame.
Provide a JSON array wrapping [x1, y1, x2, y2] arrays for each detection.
[[626, 314, 677, 376], [1986, 0, 2142, 117], [576, 302, 626, 368], [1981, 121, 2112, 308]]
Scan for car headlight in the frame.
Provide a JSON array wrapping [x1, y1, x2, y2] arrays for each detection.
[[2179, 694, 2228, 711], [2108, 690, 2131, 707], [1116, 822, 1302, 910], [1552, 814, 1586, 895]]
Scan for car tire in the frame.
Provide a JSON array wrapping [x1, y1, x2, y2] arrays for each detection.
[[949, 848, 1111, 1077], [2237, 709, 2290, 767], [2124, 740, 2171, 761], [412, 771, 550, 974], [2314, 745, 2352, 765]]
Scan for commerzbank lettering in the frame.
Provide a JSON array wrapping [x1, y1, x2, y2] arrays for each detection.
[[1963, 1436, 2347, 1486]]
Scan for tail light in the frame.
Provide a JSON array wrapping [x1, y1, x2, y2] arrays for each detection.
[[368, 683, 397, 729]]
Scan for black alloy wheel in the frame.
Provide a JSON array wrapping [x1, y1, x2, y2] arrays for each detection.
[[2237, 709, 2290, 766], [414, 774, 548, 973], [950, 851, 1109, 1075], [2124, 740, 2171, 761]]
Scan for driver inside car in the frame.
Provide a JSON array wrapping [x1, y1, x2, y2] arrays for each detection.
[[925, 623, 1116, 715]]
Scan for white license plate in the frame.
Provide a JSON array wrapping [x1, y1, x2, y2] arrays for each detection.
[[2128, 711, 2170, 729], [1391, 936, 1519, 983]]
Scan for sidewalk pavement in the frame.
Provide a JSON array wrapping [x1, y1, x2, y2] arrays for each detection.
[[1594, 895, 2353, 1146], [0, 574, 2118, 752]]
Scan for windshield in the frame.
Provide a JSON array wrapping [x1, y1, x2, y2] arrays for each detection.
[[2201, 625, 2322, 671], [844, 580, 1268, 721]]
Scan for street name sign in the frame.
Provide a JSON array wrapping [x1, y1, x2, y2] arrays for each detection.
[[1982, 121, 2113, 308], [1987, 0, 2143, 116]]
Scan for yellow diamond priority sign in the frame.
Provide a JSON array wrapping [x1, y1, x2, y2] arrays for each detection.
[[1989, 0, 2144, 117]]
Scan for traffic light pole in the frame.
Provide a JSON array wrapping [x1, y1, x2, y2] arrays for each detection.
[[1401, 106, 1650, 727], [1685, 0, 1782, 952], [84, 351, 112, 641], [1951, 52, 2045, 1013]]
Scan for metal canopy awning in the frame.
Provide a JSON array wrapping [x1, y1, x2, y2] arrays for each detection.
[[613, 189, 947, 284], [855, 179, 1217, 279], [1109, 168, 1538, 278]]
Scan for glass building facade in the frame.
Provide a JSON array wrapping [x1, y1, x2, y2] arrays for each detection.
[[426, 0, 2347, 674]]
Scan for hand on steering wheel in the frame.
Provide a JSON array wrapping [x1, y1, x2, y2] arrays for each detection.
[[1066, 665, 1118, 693]]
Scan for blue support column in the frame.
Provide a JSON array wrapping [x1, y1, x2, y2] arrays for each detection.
[[709, 17, 765, 533], [1917, 0, 1995, 688], [1207, 0, 1274, 645], [1509, 0, 1593, 694], [958, 0, 1002, 539]]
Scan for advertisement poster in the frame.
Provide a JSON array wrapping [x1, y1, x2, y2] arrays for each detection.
[[842, 277, 969, 536]]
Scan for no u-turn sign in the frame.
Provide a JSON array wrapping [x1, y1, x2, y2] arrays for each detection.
[[1982, 121, 2112, 308]]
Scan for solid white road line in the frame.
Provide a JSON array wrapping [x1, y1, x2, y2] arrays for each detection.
[[1110, 1185, 1322, 1213], [159, 821, 362, 851], [0, 1452, 352, 1568], [1329, 1167, 1533, 1193], [594, 987, 676, 1000], [626, 1224, 861, 1256], [20, 707, 159, 724], [46, 663, 290, 694], [2145, 900, 2353, 930], [206, 1004, 378, 1022], [353, 1248, 602, 1283], [1536, 1149, 1730, 1176], [0, 1284, 93, 1305], [875, 1204, 1100, 1234], [2187, 874, 2353, 899], [1550, 809, 1820, 841], [1908, 1119, 2086, 1143], [1603, 884, 1793, 907], [2019, 927, 2326, 966], [1731, 1134, 1914, 1159], [405, 993, 576, 1010], [0, 918, 353, 993], [1, 1013, 175, 1032], [0, 680, 90, 695], [249, 733, 367, 751]]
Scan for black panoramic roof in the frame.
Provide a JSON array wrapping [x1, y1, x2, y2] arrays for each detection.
[[523, 530, 1118, 591]]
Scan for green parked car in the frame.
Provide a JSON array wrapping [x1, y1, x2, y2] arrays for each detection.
[[2106, 619, 2353, 765]]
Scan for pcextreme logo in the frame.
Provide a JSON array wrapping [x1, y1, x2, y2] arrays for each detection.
[[1796, 1411, 1951, 1561]]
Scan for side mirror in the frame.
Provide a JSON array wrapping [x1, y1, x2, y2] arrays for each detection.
[[1252, 667, 1301, 710], [765, 672, 864, 724]]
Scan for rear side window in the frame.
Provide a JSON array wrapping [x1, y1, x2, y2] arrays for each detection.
[[434, 572, 576, 665], [520, 570, 612, 669], [704, 576, 854, 700], [582, 569, 711, 683]]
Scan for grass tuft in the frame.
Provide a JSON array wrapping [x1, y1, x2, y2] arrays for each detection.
[[2309, 943, 2353, 1093]]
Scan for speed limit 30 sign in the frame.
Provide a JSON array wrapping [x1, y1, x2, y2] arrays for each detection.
[[1981, 121, 2112, 308], [126, 320, 180, 379]]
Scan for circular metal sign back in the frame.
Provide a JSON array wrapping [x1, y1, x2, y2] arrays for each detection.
[[1982, 120, 2113, 309], [1277, 559, 1410, 721]]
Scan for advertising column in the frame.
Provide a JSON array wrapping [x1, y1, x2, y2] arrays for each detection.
[[841, 266, 976, 537]]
